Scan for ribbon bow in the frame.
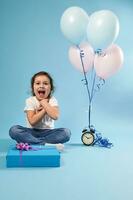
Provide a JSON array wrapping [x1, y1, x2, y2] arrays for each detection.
[[93, 132, 113, 148], [16, 143, 45, 166], [90, 126, 113, 148], [16, 143, 32, 151]]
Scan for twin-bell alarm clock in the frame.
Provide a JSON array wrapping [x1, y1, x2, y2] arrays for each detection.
[[81, 128, 95, 146]]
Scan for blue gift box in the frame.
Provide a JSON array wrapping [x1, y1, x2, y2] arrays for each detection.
[[6, 145, 60, 167]]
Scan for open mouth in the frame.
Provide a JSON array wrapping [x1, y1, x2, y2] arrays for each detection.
[[38, 90, 45, 97]]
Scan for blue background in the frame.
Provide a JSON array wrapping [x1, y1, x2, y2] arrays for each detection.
[[1, 1, 133, 200], [0, 0, 133, 140]]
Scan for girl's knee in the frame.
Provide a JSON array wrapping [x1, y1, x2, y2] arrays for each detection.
[[63, 128, 71, 142], [9, 125, 21, 138]]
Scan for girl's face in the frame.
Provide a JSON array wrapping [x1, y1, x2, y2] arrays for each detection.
[[33, 75, 51, 100]]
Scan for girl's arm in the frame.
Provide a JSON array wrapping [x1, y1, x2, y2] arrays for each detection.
[[40, 99, 59, 120], [26, 107, 46, 126]]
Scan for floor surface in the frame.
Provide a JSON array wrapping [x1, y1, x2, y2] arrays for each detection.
[[0, 135, 133, 200]]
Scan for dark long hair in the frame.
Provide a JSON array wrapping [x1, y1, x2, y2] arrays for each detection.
[[31, 71, 55, 98]]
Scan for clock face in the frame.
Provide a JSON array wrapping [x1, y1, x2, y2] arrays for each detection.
[[81, 132, 94, 146]]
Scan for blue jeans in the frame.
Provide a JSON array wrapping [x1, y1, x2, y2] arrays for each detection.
[[9, 125, 71, 144]]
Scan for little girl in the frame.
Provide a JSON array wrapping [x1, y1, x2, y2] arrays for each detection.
[[9, 71, 71, 147]]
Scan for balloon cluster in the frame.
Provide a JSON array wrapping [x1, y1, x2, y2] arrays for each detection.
[[60, 7, 124, 79]]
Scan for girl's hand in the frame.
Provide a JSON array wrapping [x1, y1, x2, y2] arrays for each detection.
[[36, 105, 44, 113], [40, 99, 49, 108], [40, 99, 59, 120]]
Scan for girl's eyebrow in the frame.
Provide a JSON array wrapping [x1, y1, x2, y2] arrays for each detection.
[[34, 81, 49, 83]]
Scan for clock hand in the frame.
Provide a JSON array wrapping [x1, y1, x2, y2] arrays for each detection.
[[85, 136, 92, 139]]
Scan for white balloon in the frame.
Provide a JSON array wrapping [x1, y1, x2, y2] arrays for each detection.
[[94, 44, 124, 79], [60, 7, 89, 45], [87, 10, 120, 50], [68, 42, 94, 73]]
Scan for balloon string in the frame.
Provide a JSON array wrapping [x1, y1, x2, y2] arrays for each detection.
[[78, 46, 91, 102], [93, 77, 105, 98], [90, 70, 96, 102], [77, 47, 105, 129], [91, 50, 105, 100], [77, 45, 91, 128]]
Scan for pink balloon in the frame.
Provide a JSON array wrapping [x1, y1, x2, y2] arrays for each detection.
[[68, 42, 94, 73], [94, 44, 124, 79]]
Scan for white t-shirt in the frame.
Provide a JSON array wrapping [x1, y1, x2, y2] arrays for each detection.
[[24, 96, 58, 129]]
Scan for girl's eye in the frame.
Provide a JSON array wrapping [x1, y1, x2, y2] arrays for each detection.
[[34, 82, 50, 85]]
